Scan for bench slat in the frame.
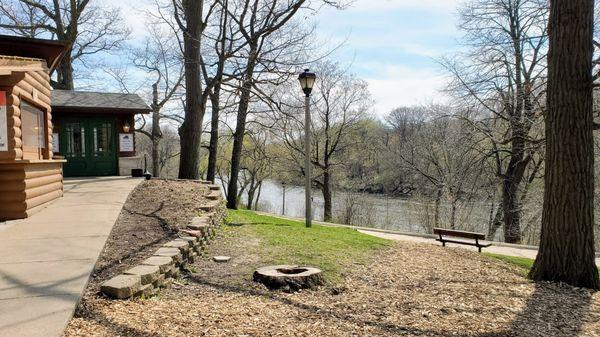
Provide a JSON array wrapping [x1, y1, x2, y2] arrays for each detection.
[[435, 238, 492, 248], [434, 228, 491, 252], [433, 228, 486, 240]]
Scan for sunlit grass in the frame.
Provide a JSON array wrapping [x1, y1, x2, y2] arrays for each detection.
[[485, 253, 534, 276], [226, 209, 391, 282]]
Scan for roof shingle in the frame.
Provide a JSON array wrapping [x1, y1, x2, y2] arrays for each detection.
[[51, 90, 151, 113]]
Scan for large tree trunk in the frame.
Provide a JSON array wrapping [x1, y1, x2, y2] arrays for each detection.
[[434, 186, 443, 228], [246, 190, 255, 210], [247, 178, 257, 210], [226, 95, 248, 208], [236, 177, 249, 204], [254, 181, 262, 211], [53, 54, 74, 90], [450, 196, 458, 230], [178, 0, 204, 180], [226, 54, 256, 209], [529, 0, 599, 289], [206, 84, 220, 183], [487, 203, 504, 240], [322, 170, 333, 222], [151, 83, 161, 177], [501, 133, 531, 243]]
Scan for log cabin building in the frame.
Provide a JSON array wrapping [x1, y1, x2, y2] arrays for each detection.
[[0, 35, 149, 220], [0, 35, 69, 220]]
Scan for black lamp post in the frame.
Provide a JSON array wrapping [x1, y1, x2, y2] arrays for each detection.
[[298, 69, 316, 228], [281, 181, 286, 216]]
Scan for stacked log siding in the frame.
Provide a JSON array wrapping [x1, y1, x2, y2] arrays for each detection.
[[0, 56, 64, 220]]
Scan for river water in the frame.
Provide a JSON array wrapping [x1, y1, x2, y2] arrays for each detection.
[[236, 180, 491, 235]]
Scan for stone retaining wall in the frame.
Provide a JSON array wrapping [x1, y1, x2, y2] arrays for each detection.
[[101, 181, 226, 299]]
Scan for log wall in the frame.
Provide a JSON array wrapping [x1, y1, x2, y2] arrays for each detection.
[[0, 161, 64, 220], [0, 56, 63, 220]]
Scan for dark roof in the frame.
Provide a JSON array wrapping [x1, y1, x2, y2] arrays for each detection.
[[0, 35, 70, 71], [51, 90, 151, 114]]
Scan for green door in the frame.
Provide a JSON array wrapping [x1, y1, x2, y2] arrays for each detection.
[[60, 118, 117, 176]]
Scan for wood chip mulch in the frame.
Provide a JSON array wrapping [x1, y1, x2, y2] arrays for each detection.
[[65, 236, 600, 337]]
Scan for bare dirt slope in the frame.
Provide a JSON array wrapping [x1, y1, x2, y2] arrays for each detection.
[[85, 179, 210, 294]]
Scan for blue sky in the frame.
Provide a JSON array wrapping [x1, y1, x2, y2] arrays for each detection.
[[109, 0, 462, 117], [313, 0, 462, 115]]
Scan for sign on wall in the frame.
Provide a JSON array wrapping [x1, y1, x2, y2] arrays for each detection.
[[52, 133, 59, 152], [0, 91, 7, 151], [119, 133, 134, 152]]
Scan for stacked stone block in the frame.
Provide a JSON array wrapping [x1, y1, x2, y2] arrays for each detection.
[[101, 185, 225, 299]]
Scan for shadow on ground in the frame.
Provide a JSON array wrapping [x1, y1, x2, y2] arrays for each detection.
[[483, 283, 593, 337], [186, 275, 462, 336], [184, 272, 595, 337]]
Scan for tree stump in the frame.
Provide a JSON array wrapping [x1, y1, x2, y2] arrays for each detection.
[[253, 265, 324, 291]]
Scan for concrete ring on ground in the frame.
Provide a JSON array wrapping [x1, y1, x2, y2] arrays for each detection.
[[253, 265, 324, 291]]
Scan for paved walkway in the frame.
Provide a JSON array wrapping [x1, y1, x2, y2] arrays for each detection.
[[358, 229, 540, 256], [358, 230, 600, 265], [0, 177, 141, 337]]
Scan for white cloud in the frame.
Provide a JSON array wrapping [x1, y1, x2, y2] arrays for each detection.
[[100, 0, 156, 41], [364, 64, 452, 117], [350, 0, 459, 11], [99, 0, 457, 116]]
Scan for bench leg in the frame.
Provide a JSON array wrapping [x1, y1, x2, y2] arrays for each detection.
[[478, 246, 482, 253]]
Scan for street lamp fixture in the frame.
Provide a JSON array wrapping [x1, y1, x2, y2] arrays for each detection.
[[298, 68, 316, 228], [298, 69, 316, 96]]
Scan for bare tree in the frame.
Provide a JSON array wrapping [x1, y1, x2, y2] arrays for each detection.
[[0, 0, 130, 89], [137, 125, 180, 178], [206, 0, 233, 183], [224, 0, 343, 209], [132, 24, 184, 177], [168, 0, 236, 180], [387, 105, 487, 231], [241, 130, 271, 210], [276, 61, 370, 221], [172, 0, 206, 179], [444, 0, 548, 243], [530, 0, 599, 289]]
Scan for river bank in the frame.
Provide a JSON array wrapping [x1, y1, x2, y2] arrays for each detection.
[[236, 180, 493, 237]]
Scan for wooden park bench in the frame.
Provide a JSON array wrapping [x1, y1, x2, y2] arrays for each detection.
[[433, 228, 492, 253]]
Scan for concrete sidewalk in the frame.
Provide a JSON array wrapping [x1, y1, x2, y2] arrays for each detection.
[[359, 230, 600, 264], [358, 229, 600, 265], [0, 177, 141, 337]]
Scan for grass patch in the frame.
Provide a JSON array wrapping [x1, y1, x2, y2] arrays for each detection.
[[487, 253, 533, 268], [486, 253, 600, 278], [485, 253, 534, 271], [226, 209, 391, 283]]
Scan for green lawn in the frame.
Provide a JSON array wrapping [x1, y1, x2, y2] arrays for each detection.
[[485, 253, 534, 275], [226, 210, 391, 282], [226, 210, 580, 282], [486, 253, 600, 278]]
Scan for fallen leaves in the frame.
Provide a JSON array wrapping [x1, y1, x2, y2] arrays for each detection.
[[65, 238, 600, 337]]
